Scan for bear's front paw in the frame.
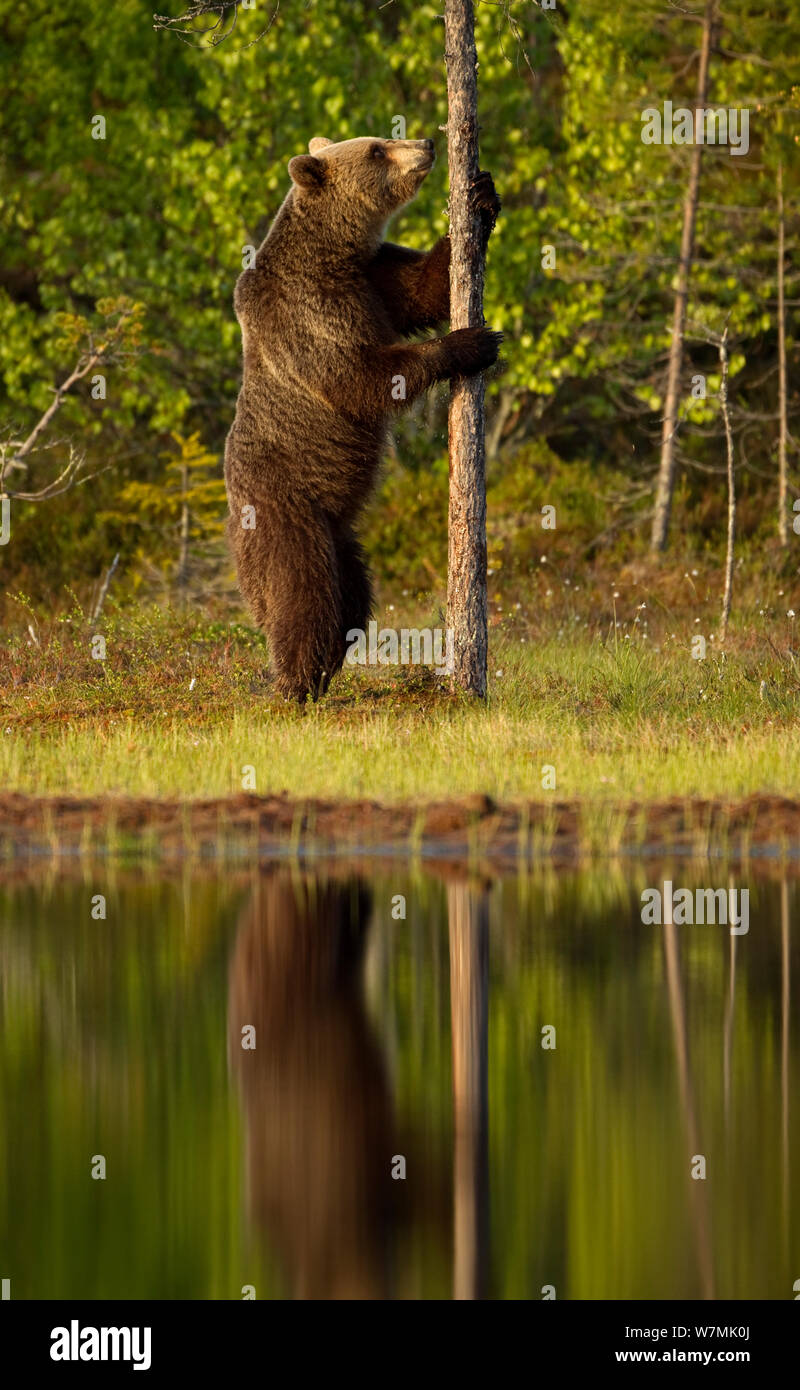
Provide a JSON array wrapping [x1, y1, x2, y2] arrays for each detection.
[[445, 325, 504, 377], [469, 171, 501, 239]]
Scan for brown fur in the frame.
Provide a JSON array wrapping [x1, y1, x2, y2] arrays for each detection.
[[224, 135, 501, 701]]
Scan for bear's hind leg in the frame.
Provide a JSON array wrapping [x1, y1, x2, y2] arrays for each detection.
[[231, 503, 343, 703], [264, 511, 344, 703], [334, 528, 374, 667]]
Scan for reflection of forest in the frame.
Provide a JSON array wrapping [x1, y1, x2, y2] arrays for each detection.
[[0, 866, 795, 1299], [227, 872, 491, 1299], [225, 868, 795, 1301]]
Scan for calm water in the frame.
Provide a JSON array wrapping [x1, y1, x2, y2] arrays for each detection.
[[0, 863, 797, 1300]]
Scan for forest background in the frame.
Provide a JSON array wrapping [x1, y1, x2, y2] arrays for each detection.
[[2, 0, 800, 809]]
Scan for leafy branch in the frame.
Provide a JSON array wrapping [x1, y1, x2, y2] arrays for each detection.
[[0, 299, 145, 503]]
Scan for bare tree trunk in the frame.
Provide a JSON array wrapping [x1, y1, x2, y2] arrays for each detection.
[[445, 0, 488, 696], [777, 157, 789, 546], [448, 881, 489, 1300], [650, 0, 718, 553], [719, 326, 735, 642], [486, 388, 514, 461], [177, 457, 190, 595], [91, 551, 120, 622]]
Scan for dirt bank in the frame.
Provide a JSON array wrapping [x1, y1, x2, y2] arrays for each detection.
[[1, 791, 800, 865]]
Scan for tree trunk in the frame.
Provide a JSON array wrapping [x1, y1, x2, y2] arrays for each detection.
[[650, 0, 718, 553], [177, 458, 190, 595], [91, 551, 120, 622], [445, 0, 488, 696], [777, 157, 789, 546], [719, 326, 735, 642]]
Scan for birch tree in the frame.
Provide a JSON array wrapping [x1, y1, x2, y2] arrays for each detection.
[[777, 151, 789, 546], [650, 0, 719, 553]]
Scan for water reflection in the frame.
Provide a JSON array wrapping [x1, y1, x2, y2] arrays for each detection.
[[663, 913, 714, 1298], [227, 875, 397, 1298], [448, 882, 489, 1301], [0, 863, 796, 1299]]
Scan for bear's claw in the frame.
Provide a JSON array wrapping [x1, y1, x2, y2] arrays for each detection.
[[469, 171, 501, 238]]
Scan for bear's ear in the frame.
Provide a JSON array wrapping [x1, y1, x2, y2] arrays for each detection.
[[308, 136, 333, 154], [288, 154, 326, 190]]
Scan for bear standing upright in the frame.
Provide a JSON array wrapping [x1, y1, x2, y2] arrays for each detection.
[[224, 135, 501, 702]]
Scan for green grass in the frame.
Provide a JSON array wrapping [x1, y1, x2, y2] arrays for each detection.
[[2, 597, 800, 804]]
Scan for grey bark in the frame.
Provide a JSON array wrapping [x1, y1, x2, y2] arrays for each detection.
[[445, 0, 488, 696], [719, 326, 735, 642], [777, 158, 789, 546], [91, 552, 120, 622], [177, 458, 190, 594]]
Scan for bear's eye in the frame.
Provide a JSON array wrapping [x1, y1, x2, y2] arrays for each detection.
[[371, 144, 386, 160]]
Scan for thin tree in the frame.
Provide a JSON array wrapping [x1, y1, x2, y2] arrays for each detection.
[[445, 0, 489, 696], [177, 445, 191, 595], [650, 0, 719, 553], [777, 151, 789, 546], [719, 324, 735, 642]]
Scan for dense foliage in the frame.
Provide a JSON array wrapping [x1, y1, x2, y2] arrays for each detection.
[[1, 0, 798, 610]]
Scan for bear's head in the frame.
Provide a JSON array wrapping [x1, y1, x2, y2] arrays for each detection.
[[287, 135, 435, 247]]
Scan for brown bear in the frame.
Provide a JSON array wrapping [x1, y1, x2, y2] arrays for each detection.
[[224, 135, 501, 701]]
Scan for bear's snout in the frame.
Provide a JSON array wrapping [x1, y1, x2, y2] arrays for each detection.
[[391, 138, 435, 173]]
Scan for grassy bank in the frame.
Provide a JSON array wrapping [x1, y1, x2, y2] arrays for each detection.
[[2, 588, 800, 804]]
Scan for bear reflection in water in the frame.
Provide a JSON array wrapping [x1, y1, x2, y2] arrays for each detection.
[[227, 873, 446, 1299]]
